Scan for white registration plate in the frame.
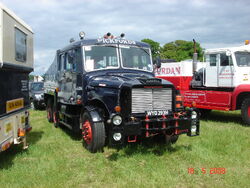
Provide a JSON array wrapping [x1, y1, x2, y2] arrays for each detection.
[[146, 110, 169, 116]]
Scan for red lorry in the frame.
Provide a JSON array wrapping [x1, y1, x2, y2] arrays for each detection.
[[155, 40, 250, 125]]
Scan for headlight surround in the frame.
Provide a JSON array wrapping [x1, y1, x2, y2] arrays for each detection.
[[112, 115, 122, 126]]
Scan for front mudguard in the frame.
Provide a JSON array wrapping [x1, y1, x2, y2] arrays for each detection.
[[84, 106, 103, 123]]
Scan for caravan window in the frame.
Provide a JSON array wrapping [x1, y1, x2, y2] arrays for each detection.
[[15, 28, 27, 62]]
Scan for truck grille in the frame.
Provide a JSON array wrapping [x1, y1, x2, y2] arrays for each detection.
[[131, 88, 172, 113]]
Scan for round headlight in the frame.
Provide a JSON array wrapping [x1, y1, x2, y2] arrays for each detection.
[[191, 111, 197, 119], [113, 133, 122, 141], [112, 115, 122, 126]]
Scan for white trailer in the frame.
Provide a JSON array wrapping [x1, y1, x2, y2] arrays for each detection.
[[0, 3, 33, 152]]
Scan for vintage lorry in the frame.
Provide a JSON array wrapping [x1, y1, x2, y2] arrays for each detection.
[[0, 3, 33, 152], [44, 32, 199, 153], [156, 40, 250, 125]]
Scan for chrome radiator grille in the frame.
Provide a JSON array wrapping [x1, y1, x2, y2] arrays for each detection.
[[131, 88, 172, 113]]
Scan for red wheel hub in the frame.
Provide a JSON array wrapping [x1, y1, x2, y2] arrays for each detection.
[[82, 120, 92, 144], [248, 106, 250, 117]]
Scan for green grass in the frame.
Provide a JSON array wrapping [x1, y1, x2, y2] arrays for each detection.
[[0, 110, 250, 188]]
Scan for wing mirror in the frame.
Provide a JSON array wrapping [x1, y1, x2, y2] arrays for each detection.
[[153, 57, 161, 68]]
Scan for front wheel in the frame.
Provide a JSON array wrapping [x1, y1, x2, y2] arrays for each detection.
[[81, 112, 106, 153], [241, 98, 250, 126]]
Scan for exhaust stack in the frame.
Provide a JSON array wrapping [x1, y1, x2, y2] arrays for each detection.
[[193, 39, 198, 73]]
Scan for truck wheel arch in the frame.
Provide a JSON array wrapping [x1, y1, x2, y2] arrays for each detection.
[[86, 99, 110, 120], [83, 106, 104, 123], [235, 92, 250, 110], [232, 85, 250, 110]]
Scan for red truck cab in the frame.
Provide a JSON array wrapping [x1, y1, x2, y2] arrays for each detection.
[[156, 41, 250, 125]]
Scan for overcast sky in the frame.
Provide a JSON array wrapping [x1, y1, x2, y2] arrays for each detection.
[[1, 0, 250, 74]]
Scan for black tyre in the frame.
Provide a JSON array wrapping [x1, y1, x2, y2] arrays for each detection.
[[165, 134, 179, 145], [198, 109, 211, 118], [241, 98, 250, 126], [46, 99, 53, 123], [33, 101, 39, 110], [155, 134, 179, 145], [81, 112, 106, 153]]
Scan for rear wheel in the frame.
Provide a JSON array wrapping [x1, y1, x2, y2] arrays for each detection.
[[241, 98, 250, 126], [81, 111, 106, 153], [46, 99, 53, 123]]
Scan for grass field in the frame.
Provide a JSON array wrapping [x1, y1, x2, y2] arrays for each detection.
[[0, 110, 249, 188]]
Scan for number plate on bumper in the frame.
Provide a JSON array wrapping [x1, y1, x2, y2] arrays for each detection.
[[146, 110, 169, 116]]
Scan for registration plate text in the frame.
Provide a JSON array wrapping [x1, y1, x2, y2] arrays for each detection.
[[146, 110, 169, 116]]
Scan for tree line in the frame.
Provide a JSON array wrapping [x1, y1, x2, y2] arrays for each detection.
[[141, 39, 203, 61]]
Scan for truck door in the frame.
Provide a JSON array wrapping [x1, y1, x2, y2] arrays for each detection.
[[66, 48, 83, 101], [218, 53, 234, 87], [57, 49, 82, 102], [57, 53, 67, 100], [64, 52, 74, 100], [205, 54, 218, 87]]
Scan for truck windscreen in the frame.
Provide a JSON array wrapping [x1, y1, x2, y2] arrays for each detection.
[[31, 82, 44, 91], [235, 51, 250, 67], [121, 47, 152, 71], [84, 46, 119, 71]]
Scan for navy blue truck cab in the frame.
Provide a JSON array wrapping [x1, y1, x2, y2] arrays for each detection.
[[44, 32, 199, 153]]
